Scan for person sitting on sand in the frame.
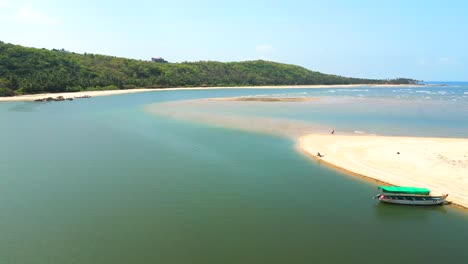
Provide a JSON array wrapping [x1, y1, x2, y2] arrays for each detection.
[[317, 152, 323, 157]]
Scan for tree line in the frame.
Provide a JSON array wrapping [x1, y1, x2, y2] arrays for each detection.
[[0, 41, 418, 96]]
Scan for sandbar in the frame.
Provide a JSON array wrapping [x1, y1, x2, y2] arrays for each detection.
[[299, 134, 468, 208], [211, 97, 318, 102]]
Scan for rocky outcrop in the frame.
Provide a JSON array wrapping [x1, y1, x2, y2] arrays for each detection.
[[34, 95, 88, 102]]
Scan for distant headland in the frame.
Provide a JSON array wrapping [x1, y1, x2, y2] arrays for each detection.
[[0, 41, 418, 97]]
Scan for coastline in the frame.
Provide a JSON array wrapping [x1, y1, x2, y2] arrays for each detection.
[[6, 84, 465, 210], [298, 134, 468, 209], [0, 84, 422, 102]]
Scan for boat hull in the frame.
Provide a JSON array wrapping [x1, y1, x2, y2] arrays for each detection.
[[376, 194, 447, 206]]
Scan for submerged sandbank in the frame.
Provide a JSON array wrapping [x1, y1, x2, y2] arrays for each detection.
[[0, 84, 422, 102], [299, 135, 468, 208], [146, 100, 331, 138], [211, 97, 319, 102]]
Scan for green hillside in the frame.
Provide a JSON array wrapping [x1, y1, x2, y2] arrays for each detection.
[[0, 41, 417, 96]]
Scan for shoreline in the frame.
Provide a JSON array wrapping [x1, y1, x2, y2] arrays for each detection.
[[298, 134, 468, 209], [6, 85, 465, 210], [0, 84, 423, 102]]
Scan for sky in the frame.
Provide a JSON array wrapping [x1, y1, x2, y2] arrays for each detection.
[[0, 0, 467, 81]]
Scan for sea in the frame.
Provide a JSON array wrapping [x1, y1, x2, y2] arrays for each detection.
[[0, 82, 467, 263]]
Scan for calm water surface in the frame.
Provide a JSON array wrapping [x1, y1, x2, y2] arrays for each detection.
[[1, 85, 467, 263]]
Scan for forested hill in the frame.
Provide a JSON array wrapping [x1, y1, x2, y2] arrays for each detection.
[[0, 41, 417, 96]]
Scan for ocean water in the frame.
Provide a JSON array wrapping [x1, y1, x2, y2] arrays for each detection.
[[1, 84, 467, 263], [148, 83, 468, 138]]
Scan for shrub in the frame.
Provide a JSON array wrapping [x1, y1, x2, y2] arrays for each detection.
[[0, 88, 15, 97]]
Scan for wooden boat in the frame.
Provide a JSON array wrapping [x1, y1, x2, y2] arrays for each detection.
[[373, 186, 448, 206]]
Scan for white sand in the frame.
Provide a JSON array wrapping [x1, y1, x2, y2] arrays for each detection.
[[0, 88, 157, 102], [299, 135, 468, 208], [0, 84, 421, 102]]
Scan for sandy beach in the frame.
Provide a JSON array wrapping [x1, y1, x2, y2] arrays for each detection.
[[0, 84, 422, 102], [0, 88, 158, 102], [299, 134, 468, 208]]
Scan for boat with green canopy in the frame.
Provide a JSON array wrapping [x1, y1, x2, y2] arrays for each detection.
[[373, 186, 448, 206], [378, 186, 430, 195]]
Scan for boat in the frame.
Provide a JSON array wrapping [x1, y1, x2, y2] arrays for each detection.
[[373, 186, 448, 206]]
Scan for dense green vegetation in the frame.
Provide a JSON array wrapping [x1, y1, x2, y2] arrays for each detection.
[[0, 41, 417, 96]]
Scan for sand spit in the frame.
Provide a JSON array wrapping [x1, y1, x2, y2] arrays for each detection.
[[211, 97, 319, 102], [299, 134, 468, 208], [0, 84, 422, 102]]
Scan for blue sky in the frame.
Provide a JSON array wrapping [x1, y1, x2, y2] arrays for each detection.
[[0, 0, 467, 81]]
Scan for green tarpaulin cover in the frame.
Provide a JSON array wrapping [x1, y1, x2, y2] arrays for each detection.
[[378, 186, 430, 195]]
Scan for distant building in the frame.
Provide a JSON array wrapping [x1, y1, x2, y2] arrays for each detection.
[[53, 48, 71, 53], [151, 57, 168, 63]]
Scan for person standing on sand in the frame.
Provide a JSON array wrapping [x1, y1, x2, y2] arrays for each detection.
[[331, 129, 335, 135]]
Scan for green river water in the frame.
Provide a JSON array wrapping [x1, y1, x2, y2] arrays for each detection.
[[0, 88, 467, 264]]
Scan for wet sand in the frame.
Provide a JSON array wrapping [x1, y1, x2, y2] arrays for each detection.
[[146, 100, 331, 138]]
